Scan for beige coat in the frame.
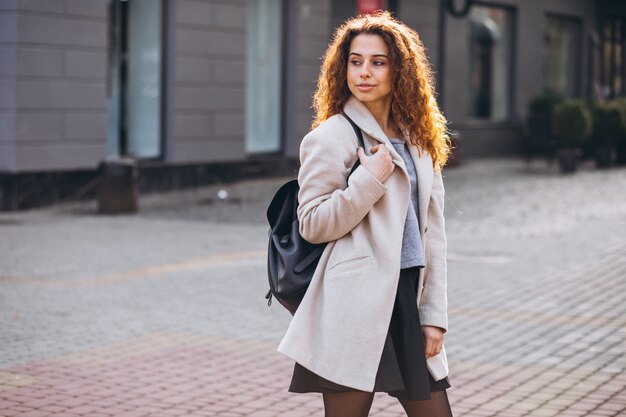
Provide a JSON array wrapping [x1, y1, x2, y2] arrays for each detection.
[[277, 96, 448, 392]]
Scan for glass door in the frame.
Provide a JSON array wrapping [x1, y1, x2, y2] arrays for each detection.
[[107, 0, 163, 159], [600, 17, 626, 99], [245, 0, 283, 154]]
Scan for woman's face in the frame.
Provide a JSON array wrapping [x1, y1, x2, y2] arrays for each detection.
[[347, 33, 393, 107]]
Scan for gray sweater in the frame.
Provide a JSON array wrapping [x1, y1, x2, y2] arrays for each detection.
[[389, 138, 426, 269]]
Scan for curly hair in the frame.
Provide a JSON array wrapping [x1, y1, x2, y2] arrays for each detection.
[[312, 11, 451, 170]]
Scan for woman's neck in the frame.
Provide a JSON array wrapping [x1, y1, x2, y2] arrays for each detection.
[[363, 98, 400, 138]]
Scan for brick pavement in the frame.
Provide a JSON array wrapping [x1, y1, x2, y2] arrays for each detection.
[[0, 159, 625, 417]]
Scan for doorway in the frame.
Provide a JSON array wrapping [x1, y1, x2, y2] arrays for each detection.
[[107, 0, 165, 159]]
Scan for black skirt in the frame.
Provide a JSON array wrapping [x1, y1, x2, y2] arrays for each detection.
[[288, 266, 451, 401]]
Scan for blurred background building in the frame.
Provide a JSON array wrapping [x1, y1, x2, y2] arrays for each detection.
[[0, 0, 624, 210]]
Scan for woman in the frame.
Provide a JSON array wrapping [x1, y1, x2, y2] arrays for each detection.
[[277, 11, 453, 417]]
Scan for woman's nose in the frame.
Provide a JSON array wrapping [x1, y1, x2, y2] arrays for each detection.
[[359, 62, 371, 78]]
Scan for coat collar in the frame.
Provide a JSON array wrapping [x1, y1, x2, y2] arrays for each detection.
[[343, 95, 389, 144], [342, 95, 408, 172], [342, 95, 429, 167], [343, 95, 432, 229]]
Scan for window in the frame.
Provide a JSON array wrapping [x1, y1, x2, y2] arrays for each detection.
[[600, 17, 626, 99], [544, 15, 582, 98], [107, 0, 164, 159], [467, 5, 514, 120], [245, 0, 283, 153]]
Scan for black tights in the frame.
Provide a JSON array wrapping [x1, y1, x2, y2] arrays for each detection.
[[322, 390, 453, 417]]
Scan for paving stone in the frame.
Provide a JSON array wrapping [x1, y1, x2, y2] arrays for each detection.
[[18, 411, 50, 417]]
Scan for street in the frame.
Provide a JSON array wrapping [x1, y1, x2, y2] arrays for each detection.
[[1, 158, 625, 417]]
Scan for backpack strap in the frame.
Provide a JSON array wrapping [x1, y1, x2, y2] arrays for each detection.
[[342, 113, 365, 149], [342, 113, 365, 175]]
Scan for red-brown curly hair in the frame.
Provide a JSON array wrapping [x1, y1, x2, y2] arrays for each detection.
[[312, 11, 451, 170]]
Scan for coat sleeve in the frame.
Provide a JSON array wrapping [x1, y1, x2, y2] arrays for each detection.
[[297, 121, 388, 244], [418, 170, 448, 332]]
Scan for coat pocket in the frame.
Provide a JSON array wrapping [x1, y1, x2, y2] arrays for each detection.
[[326, 255, 371, 277]]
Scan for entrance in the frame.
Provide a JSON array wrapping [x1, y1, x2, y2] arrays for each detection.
[[107, 0, 164, 159], [245, 0, 283, 154]]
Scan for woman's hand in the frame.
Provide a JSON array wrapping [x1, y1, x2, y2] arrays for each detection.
[[357, 145, 395, 183], [421, 325, 444, 359]]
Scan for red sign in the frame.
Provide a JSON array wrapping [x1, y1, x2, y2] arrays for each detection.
[[357, 0, 385, 15]]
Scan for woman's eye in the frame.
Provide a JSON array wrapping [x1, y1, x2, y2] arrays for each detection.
[[350, 60, 361, 65], [374, 61, 385, 66]]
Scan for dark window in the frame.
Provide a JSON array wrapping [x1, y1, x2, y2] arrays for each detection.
[[544, 15, 582, 98], [467, 5, 514, 121], [600, 17, 626, 98]]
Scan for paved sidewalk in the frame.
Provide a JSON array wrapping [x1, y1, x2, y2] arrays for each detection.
[[0, 158, 625, 417]]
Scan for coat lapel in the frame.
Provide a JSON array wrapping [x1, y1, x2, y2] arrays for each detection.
[[343, 96, 407, 174], [343, 95, 433, 233]]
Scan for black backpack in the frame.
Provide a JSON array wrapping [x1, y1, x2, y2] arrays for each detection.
[[265, 114, 365, 315]]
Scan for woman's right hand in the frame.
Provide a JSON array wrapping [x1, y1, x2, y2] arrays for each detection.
[[357, 145, 395, 183]]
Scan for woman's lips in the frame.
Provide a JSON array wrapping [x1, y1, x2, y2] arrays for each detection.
[[357, 84, 375, 92]]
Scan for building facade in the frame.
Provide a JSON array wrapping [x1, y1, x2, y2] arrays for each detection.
[[0, 0, 622, 209]]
